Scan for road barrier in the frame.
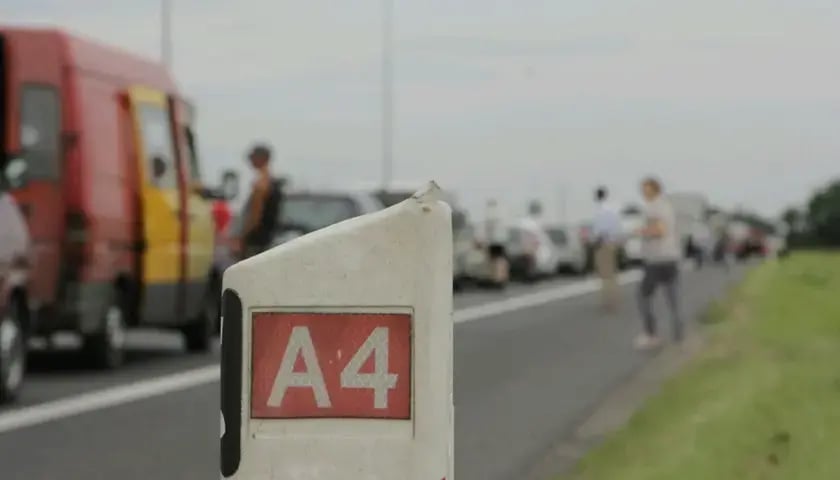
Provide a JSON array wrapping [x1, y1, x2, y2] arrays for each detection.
[[220, 182, 454, 479]]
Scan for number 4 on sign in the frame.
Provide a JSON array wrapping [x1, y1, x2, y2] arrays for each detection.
[[341, 327, 398, 409], [267, 326, 398, 410]]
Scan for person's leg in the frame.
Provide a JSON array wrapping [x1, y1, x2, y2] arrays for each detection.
[[603, 243, 619, 311], [492, 245, 509, 284], [663, 262, 683, 342], [637, 264, 659, 337], [595, 244, 613, 310]]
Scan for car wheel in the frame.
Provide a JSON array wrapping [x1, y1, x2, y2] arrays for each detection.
[[84, 293, 127, 370], [0, 301, 26, 403], [184, 284, 219, 353]]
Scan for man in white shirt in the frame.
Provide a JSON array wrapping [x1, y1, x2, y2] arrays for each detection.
[[591, 187, 623, 312], [635, 177, 683, 349]]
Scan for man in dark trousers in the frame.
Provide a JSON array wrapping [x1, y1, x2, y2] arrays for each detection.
[[635, 177, 683, 350], [232, 144, 284, 260]]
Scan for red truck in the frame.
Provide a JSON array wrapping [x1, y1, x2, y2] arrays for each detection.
[[1, 27, 236, 371]]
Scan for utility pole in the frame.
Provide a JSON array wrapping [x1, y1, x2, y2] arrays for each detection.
[[161, 0, 173, 69], [558, 185, 568, 224], [380, 0, 394, 190]]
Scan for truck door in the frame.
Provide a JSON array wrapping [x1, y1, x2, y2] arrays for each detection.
[[172, 98, 215, 321], [1, 31, 65, 309], [127, 87, 183, 325]]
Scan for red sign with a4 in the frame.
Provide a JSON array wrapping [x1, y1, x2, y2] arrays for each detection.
[[251, 312, 412, 420]]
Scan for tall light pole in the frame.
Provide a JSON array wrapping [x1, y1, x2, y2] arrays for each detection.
[[380, 0, 394, 190], [559, 185, 568, 224], [161, 0, 173, 69]]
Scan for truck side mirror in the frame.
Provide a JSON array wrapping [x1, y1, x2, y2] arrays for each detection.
[[152, 156, 167, 180], [3, 158, 28, 189]]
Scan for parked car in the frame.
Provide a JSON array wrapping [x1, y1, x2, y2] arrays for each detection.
[[667, 192, 712, 265], [2, 28, 235, 368], [619, 205, 645, 267], [0, 165, 31, 402], [507, 218, 558, 282], [366, 183, 492, 288], [545, 224, 588, 274], [455, 221, 509, 290], [272, 190, 385, 246]]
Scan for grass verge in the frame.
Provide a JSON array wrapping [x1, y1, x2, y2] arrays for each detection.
[[560, 252, 840, 480]]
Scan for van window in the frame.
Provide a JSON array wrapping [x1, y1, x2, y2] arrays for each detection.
[[138, 104, 178, 189], [20, 85, 61, 180]]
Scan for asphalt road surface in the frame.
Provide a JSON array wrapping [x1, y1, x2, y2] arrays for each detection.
[[0, 264, 745, 480]]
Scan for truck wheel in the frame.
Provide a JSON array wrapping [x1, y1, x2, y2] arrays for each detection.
[[84, 293, 127, 370], [0, 301, 26, 403], [184, 286, 218, 353]]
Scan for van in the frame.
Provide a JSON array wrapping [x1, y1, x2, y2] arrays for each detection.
[[1, 28, 235, 369]]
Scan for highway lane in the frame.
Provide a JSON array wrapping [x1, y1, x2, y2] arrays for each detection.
[[0, 265, 745, 479], [12, 276, 582, 409]]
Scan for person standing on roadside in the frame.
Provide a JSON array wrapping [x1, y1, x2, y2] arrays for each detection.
[[483, 198, 509, 287], [591, 186, 623, 312], [635, 177, 683, 349], [232, 144, 284, 260]]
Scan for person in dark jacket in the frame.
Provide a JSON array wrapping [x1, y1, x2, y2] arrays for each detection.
[[232, 144, 284, 259]]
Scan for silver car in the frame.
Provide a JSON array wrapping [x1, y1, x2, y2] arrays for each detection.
[[545, 225, 588, 275], [272, 190, 385, 246]]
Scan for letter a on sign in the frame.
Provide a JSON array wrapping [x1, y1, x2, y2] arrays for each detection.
[[267, 326, 332, 409], [222, 182, 453, 480]]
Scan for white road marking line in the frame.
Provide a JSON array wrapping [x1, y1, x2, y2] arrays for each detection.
[[454, 270, 643, 324], [0, 265, 692, 434], [0, 366, 220, 434]]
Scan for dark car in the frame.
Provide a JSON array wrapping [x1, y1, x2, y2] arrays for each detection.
[[271, 190, 385, 246], [0, 159, 31, 402]]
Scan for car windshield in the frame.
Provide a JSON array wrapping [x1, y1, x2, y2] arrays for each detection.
[[374, 190, 413, 208], [547, 228, 568, 245], [281, 194, 357, 233]]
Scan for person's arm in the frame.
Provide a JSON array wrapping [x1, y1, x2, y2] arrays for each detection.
[[239, 179, 269, 240], [640, 203, 673, 238], [640, 219, 665, 238]]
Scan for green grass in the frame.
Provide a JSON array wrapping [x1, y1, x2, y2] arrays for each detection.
[[561, 252, 840, 480]]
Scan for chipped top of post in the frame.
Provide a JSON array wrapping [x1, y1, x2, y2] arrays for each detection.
[[412, 181, 443, 205]]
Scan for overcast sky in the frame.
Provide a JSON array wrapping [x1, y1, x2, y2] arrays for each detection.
[[5, 0, 840, 221]]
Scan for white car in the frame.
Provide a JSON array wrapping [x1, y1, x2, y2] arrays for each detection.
[[507, 217, 558, 282], [545, 224, 588, 274], [620, 205, 645, 266]]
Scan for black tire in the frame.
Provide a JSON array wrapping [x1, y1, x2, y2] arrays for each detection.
[[84, 290, 127, 370], [0, 300, 26, 403], [184, 283, 219, 353]]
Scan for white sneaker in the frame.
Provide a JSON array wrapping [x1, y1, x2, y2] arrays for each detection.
[[634, 334, 663, 351]]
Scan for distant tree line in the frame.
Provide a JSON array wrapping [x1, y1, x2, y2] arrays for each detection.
[[781, 179, 840, 248]]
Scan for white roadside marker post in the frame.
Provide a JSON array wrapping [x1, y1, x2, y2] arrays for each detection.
[[220, 182, 454, 480]]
